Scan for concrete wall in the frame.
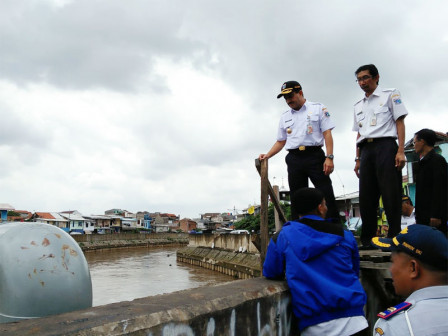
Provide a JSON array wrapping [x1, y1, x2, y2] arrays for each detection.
[[0, 277, 298, 336], [177, 246, 261, 279], [72, 232, 188, 243], [188, 233, 258, 253]]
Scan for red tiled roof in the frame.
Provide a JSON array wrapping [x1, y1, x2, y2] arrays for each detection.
[[35, 212, 55, 220]]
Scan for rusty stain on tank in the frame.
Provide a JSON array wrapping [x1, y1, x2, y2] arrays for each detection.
[[70, 249, 78, 257], [30, 241, 38, 246], [40, 281, 45, 287], [21, 246, 29, 249], [54, 233, 61, 239], [39, 253, 56, 260], [42, 238, 50, 247], [62, 244, 70, 250]]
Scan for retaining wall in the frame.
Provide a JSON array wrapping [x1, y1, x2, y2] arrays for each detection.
[[0, 277, 298, 336], [177, 246, 261, 279], [187, 233, 258, 253], [72, 232, 189, 251]]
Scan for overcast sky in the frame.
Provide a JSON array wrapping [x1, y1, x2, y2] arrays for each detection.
[[1, 0, 447, 218]]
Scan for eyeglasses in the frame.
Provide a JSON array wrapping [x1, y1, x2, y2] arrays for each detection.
[[356, 75, 372, 83]]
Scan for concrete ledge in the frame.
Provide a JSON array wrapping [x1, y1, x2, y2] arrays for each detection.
[[72, 233, 189, 251], [177, 246, 261, 279], [0, 278, 297, 336]]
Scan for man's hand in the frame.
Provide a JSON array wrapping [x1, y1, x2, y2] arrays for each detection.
[[259, 154, 268, 161], [323, 158, 334, 176], [354, 160, 361, 178], [395, 151, 406, 170]]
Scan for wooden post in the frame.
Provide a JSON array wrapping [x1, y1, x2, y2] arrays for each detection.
[[273, 185, 281, 233], [255, 159, 287, 224], [260, 158, 269, 268]]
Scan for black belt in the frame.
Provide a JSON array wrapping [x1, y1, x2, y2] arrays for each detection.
[[357, 137, 396, 147], [288, 146, 322, 153]]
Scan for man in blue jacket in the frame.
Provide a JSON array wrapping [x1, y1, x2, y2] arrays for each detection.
[[263, 187, 368, 335]]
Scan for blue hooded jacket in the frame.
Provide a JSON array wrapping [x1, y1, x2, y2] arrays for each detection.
[[263, 215, 367, 331]]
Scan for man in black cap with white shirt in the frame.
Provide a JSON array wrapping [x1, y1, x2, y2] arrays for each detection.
[[259, 81, 339, 221]]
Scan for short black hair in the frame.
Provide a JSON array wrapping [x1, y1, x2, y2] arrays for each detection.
[[291, 187, 324, 220], [355, 64, 379, 84], [415, 128, 437, 147], [355, 64, 378, 77]]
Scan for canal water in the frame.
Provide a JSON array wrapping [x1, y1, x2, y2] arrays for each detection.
[[85, 246, 235, 307]]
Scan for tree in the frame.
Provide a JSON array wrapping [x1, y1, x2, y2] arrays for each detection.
[[234, 202, 291, 232]]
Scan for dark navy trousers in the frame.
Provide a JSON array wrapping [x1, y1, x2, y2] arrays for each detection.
[[358, 138, 402, 245], [285, 148, 339, 221]]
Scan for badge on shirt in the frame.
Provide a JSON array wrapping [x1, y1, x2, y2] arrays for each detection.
[[322, 107, 330, 117], [287, 127, 292, 134], [370, 115, 377, 126], [392, 93, 402, 104], [374, 327, 384, 335], [307, 124, 313, 134]]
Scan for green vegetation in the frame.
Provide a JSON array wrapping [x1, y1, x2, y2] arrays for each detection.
[[7, 210, 21, 217], [233, 202, 291, 233]]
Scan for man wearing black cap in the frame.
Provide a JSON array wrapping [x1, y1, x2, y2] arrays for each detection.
[[259, 81, 339, 221], [353, 64, 408, 248], [400, 195, 415, 230], [371, 225, 448, 335], [413, 128, 448, 235], [263, 187, 368, 335]]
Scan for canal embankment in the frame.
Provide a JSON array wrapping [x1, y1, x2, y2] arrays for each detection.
[[71, 232, 189, 251], [2, 232, 398, 335], [1, 277, 297, 336]]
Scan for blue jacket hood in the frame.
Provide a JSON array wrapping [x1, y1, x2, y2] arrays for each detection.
[[284, 215, 344, 261]]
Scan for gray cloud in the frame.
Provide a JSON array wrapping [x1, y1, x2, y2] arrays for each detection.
[[1, 0, 447, 217]]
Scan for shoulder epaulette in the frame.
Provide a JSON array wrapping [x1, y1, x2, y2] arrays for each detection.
[[354, 98, 364, 106], [377, 301, 412, 320], [382, 88, 396, 92]]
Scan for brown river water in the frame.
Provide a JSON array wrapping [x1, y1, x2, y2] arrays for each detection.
[[85, 246, 235, 307]]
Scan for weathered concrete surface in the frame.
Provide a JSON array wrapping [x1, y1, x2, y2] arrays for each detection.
[[0, 277, 297, 336], [72, 233, 188, 251], [187, 233, 258, 253], [177, 246, 261, 279]]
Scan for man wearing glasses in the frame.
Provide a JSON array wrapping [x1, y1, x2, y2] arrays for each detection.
[[259, 81, 339, 222], [353, 64, 408, 249]]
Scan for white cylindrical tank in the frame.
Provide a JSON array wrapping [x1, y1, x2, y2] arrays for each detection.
[[0, 222, 92, 323]]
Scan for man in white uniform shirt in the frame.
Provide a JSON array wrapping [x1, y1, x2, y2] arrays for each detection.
[[401, 195, 416, 230], [259, 81, 339, 221], [353, 65, 408, 248], [371, 225, 448, 336]]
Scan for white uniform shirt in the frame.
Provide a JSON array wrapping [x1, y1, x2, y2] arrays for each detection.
[[277, 101, 335, 150], [401, 209, 416, 230], [353, 87, 408, 144], [374, 286, 448, 336], [301, 316, 368, 336]]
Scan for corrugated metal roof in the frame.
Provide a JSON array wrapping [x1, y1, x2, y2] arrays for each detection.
[[0, 204, 14, 211]]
